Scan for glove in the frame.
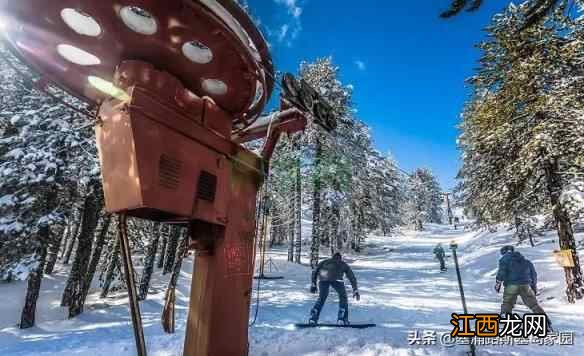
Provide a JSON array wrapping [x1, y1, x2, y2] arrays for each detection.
[[494, 280, 502, 293], [310, 284, 317, 294], [353, 290, 360, 301]]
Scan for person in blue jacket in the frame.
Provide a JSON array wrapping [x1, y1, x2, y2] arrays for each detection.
[[495, 246, 551, 329]]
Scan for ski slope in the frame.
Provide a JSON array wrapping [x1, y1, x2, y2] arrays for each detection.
[[249, 224, 584, 355], [0, 224, 583, 355]]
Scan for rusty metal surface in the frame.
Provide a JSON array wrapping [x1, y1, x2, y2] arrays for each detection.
[[96, 62, 238, 225], [184, 150, 260, 356], [96, 100, 232, 225], [234, 108, 307, 144], [0, 0, 272, 128]]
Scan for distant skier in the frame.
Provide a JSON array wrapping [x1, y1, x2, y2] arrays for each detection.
[[495, 246, 552, 329], [453, 216, 460, 230], [309, 252, 359, 325], [433, 243, 447, 271]]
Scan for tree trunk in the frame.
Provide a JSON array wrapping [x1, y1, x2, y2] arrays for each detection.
[[168, 231, 188, 290], [100, 236, 121, 298], [331, 202, 341, 253], [161, 229, 189, 333], [44, 224, 65, 275], [287, 198, 295, 262], [138, 223, 161, 301], [310, 138, 323, 269], [79, 213, 112, 302], [354, 207, 364, 253], [543, 156, 584, 303], [59, 223, 71, 260], [163, 226, 180, 275], [63, 210, 82, 265], [269, 205, 280, 248], [19, 232, 48, 329], [294, 157, 302, 264], [62, 188, 101, 314], [157, 225, 169, 269]]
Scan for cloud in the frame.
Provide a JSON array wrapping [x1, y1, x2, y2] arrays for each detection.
[[278, 24, 289, 42], [354, 60, 366, 71], [272, 0, 304, 44], [275, 0, 303, 18]]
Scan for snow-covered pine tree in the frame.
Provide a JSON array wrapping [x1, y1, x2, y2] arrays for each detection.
[[163, 225, 181, 275], [370, 152, 406, 236], [64, 183, 103, 317], [458, 3, 584, 302], [295, 57, 352, 267], [0, 43, 99, 327], [138, 222, 161, 300], [406, 168, 443, 230], [267, 57, 410, 260], [266, 135, 297, 259]]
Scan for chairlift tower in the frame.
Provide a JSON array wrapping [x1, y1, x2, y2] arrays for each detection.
[[0, 1, 310, 355]]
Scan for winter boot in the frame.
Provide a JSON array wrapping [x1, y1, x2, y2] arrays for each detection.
[[308, 309, 318, 325], [337, 307, 349, 325]]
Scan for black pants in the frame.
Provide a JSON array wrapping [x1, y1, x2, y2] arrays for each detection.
[[310, 281, 348, 322], [438, 257, 446, 270]]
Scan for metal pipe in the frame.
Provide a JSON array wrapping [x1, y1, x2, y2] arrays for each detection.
[[118, 214, 147, 356], [450, 242, 476, 356]]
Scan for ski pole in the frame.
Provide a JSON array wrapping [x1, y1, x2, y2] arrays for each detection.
[[118, 214, 147, 356], [450, 241, 476, 356]]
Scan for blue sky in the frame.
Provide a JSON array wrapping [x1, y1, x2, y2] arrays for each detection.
[[244, 0, 511, 190]]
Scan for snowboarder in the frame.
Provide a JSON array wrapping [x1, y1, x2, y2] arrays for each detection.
[[309, 252, 359, 325], [433, 243, 447, 271], [495, 246, 552, 329]]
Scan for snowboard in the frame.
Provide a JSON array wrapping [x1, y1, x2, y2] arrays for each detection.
[[253, 275, 284, 280], [294, 323, 376, 329]]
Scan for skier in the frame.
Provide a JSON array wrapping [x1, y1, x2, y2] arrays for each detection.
[[453, 216, 460, 230], [495, 246, 552, 330], [309, 252, 359, 325], [433, 243, 447, 271]]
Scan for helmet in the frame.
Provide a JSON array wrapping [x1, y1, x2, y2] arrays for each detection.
[[333, 252, 342, 260], [500, 245, 514, 255]]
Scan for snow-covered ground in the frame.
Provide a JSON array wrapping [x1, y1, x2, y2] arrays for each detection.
[[1, 224, 583, 355]]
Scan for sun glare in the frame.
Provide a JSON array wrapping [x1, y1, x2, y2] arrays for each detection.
[[88, 76, 130, 102]]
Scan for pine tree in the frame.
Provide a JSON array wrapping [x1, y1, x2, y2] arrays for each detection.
[[1, 45, 97, 326], [138, 222, 161, 300], [406, 168, 443, 230], [99, 231, 121, 298], [296, 58, 352, 266], [65, 184, 102, 317], [163, 225, 181, 274], [81, 211, 112, 301], [458, 3, 584, 302]]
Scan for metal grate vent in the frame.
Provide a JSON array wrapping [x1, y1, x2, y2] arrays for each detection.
[[159, 154, 182, 190], [197, 170, 217, 202]]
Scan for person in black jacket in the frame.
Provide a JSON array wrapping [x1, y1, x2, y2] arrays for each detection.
[[433, 243, 447, 271], [495, 245, 551, 330], [309, 252, 359, 325]]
